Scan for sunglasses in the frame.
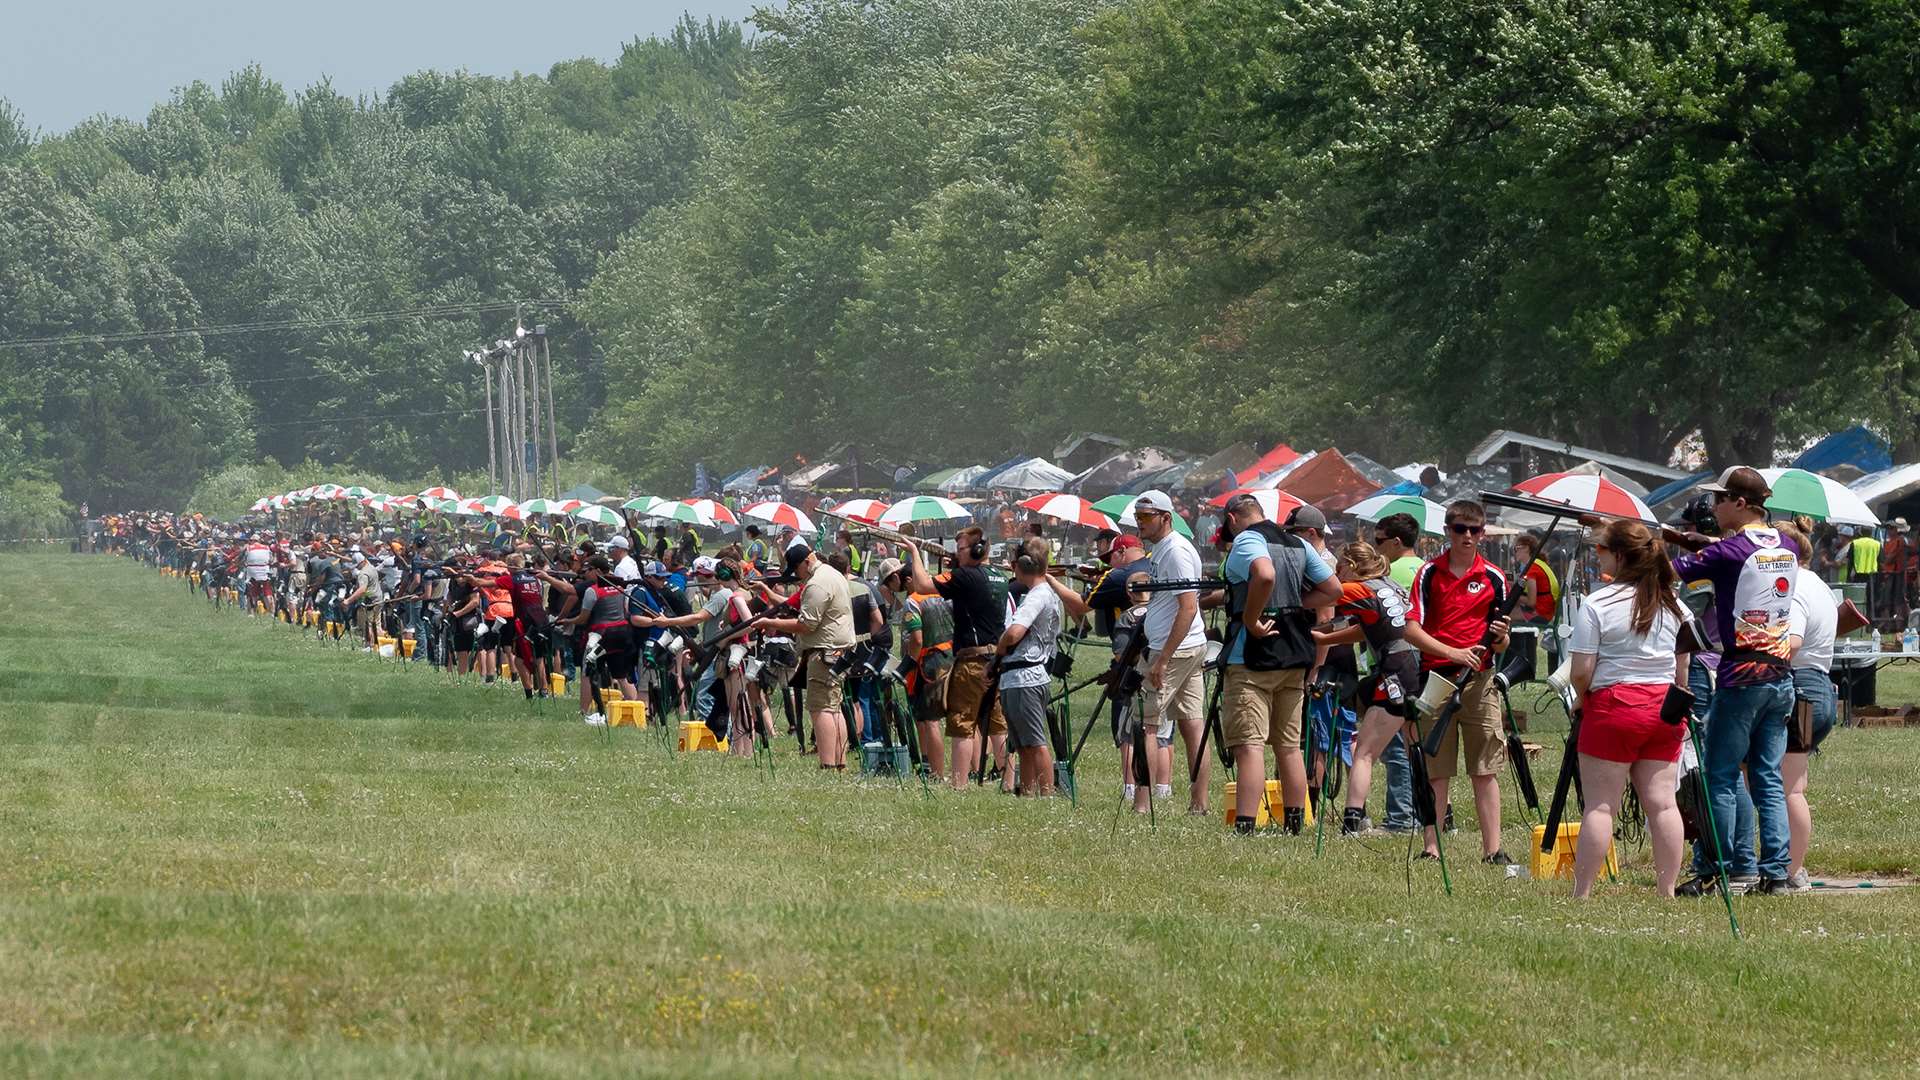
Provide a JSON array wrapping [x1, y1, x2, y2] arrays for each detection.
[[1447, 523, 1484, 536]]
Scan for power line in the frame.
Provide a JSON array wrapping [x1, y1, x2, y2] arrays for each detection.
[[0, 299, 569, 351]]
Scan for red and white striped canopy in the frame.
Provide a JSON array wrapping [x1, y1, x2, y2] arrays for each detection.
[[1019, 493, 1120, 531]]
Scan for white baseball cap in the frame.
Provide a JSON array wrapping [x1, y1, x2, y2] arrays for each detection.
[[608, 535, 631, 550], [1133, 489, 1175, 515]]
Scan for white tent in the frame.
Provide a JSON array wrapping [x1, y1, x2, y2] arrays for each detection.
[[990, 458, 1076, 492], [1850, 462, 1920, 509], [936, 465, 993, 493]]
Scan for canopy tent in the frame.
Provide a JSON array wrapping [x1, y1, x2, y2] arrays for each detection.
[[1170, 443, 1258, 494], [1069, 448, 1182, 494], [1126, 456, 1210, 493], [990, 458, 1077, 492], [720, 465, 778, 492], [559, 483, 610, 503], [1794, 424, 1892, 477], [1342, 452, 1405, 491], [784, 458, 845, 490], [935, 465, 993, 493], [1235, 443, 1300, 486], [1425, 463, 1510, 505], [970, 456, 1032, 491], [1850, 463, 1920, 509], [1563, 459, 1651, 499], [1371, 478, 1426, 498], [1053, 432, 1134, 474], [1269, 450, 1378, 512], [1241, 449, 1317, 490], [1645, 471, 1715, 515], [913, 466, 976, 492]]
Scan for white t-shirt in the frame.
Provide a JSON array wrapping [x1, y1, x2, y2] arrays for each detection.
[[1789, 567, 1837, 672], [1143, 530, 1206, 654], [243, 544, 273, 581], [613, 554, 641, 581], [1570, 582, 1682, 690]]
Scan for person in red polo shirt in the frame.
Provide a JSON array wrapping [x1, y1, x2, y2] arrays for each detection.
[[1408, 499, 1515, 865]]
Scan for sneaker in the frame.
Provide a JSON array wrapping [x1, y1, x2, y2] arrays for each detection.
[[1341, 813, 1374, 837], [1729, 874, 1759, 896], [1483, 850, 1517, 867], [1675, 873, 1720, 898], [1749, 875, 1798, 896], [1788, 868, 1813, 893], [1443, 806, 1457, 834], [584, 712, 607, 727]]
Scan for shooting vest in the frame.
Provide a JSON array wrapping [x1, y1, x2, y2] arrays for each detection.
[[1223, 520, 1316, 671]]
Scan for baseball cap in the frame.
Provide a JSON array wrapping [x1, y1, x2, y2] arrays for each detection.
[[785, 541, 813, 574], [692, 555, 718, 578], [1285, 505, 1329, 533], [643, 560, 668, 578], [875, 557, 905, 583], [1111, 534, 1143, 552], [608, 535, 631, 550], [1698, 466, 1771, 502], [1133, 489, 1175, 515]]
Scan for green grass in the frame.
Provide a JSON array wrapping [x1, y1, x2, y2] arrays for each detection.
[[3, 551, 1919, 1077]]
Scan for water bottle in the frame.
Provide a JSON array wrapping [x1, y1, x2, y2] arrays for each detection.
[[1903, 627, 1917, 656]]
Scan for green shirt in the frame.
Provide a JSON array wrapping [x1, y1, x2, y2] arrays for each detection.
[[1389, 555, 1423, 590]]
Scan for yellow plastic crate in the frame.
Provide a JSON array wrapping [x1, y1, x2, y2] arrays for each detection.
[[549, 673, 567, 697], [1530, 823, 1617, 880], [609, 700, 649, 729], [1220, 780, 1313, 828], [678, 720, 721, 752]]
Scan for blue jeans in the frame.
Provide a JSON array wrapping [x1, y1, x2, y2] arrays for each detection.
[[1687, 659, 1751, 877], [1380, 731, 1417, 830], [1791, 667, 1836, 751], [401, 600, 425, 659], [1699, 679, 1792, 881]]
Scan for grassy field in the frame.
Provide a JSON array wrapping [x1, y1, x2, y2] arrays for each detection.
[[3, 551, 1919, 1077]]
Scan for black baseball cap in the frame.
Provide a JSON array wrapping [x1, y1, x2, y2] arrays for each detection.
[[785, 541, 813, 574]]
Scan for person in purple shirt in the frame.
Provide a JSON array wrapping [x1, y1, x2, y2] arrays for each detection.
[[1670, 467, 1799, 897]]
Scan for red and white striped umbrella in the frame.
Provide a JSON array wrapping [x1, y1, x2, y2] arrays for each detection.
[[829, 498, 890, 524], [1019, 492, 1120, 531], [418, 486, 460, 502], [1512, 471, 1654, 522], [250, 497, 272, 512], [742, 500, 816, 533], [473, 495, 523, 519]]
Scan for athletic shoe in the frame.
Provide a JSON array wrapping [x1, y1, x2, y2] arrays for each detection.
[[584, 712, 607, 727], [1675, 873, 1720, 898], [1341, 813, 1374, 837], [1730, 874, 1760, 895], [1788, 868, 1813, 893], [1749, 875, 1797, 896], [1483, 850, 1516, 867]]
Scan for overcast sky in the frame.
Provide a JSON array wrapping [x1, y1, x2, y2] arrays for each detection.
[[7, 1, 756, 134]]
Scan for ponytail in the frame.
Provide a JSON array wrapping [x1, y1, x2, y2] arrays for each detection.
[[1598, 519, 1682, 635]]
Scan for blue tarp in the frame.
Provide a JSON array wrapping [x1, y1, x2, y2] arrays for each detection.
[[1645, 471, 1714, 510], [1371, 479, 1426, 498], [1793, 425, 1891, 475], [972, 455, 1030, 490]]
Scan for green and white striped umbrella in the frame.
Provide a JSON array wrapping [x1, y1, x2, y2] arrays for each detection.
[[1346, 493, 1447, 535], [622, 495, 666, 514], [572, 504, 625, 527], [1757, 468, 1880, 527], [1095, 493, 1196, 539], [878, 495, 971, 527]]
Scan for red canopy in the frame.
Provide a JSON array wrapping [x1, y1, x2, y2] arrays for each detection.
[[1235, 443, 1300, 485], [1273, 450, 1378, 513]]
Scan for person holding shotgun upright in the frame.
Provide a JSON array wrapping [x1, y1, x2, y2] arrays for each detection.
[[1408, 499, 1515, 865], [756, 542, 856, 771], [904, 526, 1011, 791], [1215, 493, 1340, 833], [1670, 466, 1800, 897], [1567, 520, 1690, 897]]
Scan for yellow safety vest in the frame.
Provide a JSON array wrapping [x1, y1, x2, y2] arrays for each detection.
[[1851, 536, 1883, 578]]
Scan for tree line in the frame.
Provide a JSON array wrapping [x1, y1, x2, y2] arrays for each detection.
[[3, 1, 1915, 535]]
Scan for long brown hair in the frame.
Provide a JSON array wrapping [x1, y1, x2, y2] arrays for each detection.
[[1337, 541, 1389, 581], [1598, 519, 1682, 634]]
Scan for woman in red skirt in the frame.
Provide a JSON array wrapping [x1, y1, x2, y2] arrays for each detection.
[[1568, 519, 1691, 897]]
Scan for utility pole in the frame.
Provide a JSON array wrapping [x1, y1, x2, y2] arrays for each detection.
[[538, 325, 559, 500], [479, 352, 497, 496]]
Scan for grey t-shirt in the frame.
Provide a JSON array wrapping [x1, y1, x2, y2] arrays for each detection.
[[1001, 584, 1061, 690]]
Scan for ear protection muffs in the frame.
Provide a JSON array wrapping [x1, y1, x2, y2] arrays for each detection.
[[968, 535, 988, 561]]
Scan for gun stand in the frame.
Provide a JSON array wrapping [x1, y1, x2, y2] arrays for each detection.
[[1308, 680, 1350, 857], [1399, 694, 1453, 895], [1109, 681, 1157, 836], [876, 669, 932, 798], [1496, 680, 1542, 829], [731, 677, 775, 779]]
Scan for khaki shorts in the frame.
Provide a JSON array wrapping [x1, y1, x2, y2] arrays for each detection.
[[1141, 646, 1207, 744], [944, 655, 1007, 738], [1421, 669, 1506, 779], [805, 651, 845, 713], [1223, 666, 1307, 751]]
